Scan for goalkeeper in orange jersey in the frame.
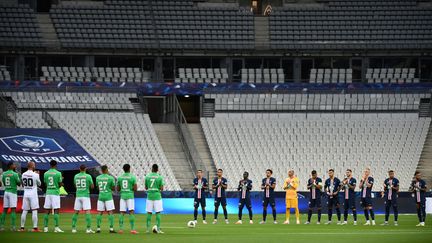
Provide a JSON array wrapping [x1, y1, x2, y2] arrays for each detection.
[[283, 169, 300, 224]]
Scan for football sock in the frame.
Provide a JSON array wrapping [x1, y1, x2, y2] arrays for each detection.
[[146, 213, 152, 230], [54, 213, 59, 227], [393, 206, 398, 222], [263, 209, 267, 221], [85, 213, 92, 229], [307, 209, 312, 222], [129, 214, 135, 230], [336, 208, 341, 221], [353, 209, 357, 221], [364, 209, 369, 221], [108, 214, 114, 228], [32, 210, 38, 228], [11, 210, 16, 227], [369, 209, 375, 220], [194, 208, 198, 220], [286, 208, 290, 221], [328, 208, 333, 221], [119, 214, 124, 230], [43, 214, 49, 227], [96, 214, 102, 228], [72, 213, 78, 228], [295, 208, 300, 221], [0, 211, 6, 227], [272, 207, 277, 221], [156, 213, 161, 230], [223, 207, 228, 219], [247, 207, 253, 220], [21, 211, 28, 228], [317, 209, 322, 222], [202, 208, 206, 220]]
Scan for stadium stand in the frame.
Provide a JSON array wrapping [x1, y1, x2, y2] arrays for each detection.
[[206, 93, 430, 111], [45, 111, 181, 191], [3, 91, 136, 110], [50, 0, 254, 50], [240, 68, 285, 83], [151, 1, 254, 49], [309, 69, 352, 83], [15, 111, 50, 128], [269, 0, 432, 50], [0, 66, 11, 81], [0, 3, 44, 48], [40, 66, 152, 83], [366, 68, 418, 83], [176, 68, 229, 83], [201, 112, 431, 191]]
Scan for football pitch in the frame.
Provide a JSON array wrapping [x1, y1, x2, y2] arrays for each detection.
[[0, 214, 431, 243]]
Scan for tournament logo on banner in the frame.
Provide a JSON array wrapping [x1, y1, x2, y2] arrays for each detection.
[[0, 128, 99, 170]]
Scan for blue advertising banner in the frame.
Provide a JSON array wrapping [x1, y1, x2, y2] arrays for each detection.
[[0, 128, 99, 170]]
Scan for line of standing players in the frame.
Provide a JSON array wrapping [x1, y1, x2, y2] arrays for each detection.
[[192, 167, 428, 227]]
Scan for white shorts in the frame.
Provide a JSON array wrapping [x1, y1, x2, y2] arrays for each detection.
[[120, 199, 135, 212], [97, 200, 115, 212], [44, 195, 61, 209], [74, 197, 92, 211], [22, 196, 39, 211], [3, 192, 18, 208], [146, 199, 163, 213]]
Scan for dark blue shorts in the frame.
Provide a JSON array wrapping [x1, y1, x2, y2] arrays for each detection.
[[239, 198, 252, 208], [384, 199, 397, 207], [194, 197, 206, 208], [308, 199, 322, 208], [361, 197, 373, 207], [344, 199, 356, 209], [214, 197, 227, 207], [262, 197, 276, 208], [327, 197, 340, 207]]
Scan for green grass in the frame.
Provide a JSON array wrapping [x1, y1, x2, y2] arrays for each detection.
[[1, 214, 431, 243]]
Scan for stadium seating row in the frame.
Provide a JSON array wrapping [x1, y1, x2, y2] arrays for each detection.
[[366, 68, 417, 83], [201, 112, 430, 191], [3, 91, 136, 110], [204, 93, 430, 111], [309, 69, 352, 83], [269, 0, 432, 50], [50, 0, 254, 50], [175, 68, 229, 83], [40, 66, 151, 83], [240, 69, 285, 84], [0, 3, 44, 48]]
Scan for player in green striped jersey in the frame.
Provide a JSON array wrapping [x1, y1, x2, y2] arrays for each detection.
[[145, 164, 165, 234], [0, 162, 21, 231], [72, 164, 95, 233], [116, 164, 137, 234], [96, 165, 116, 233], [43, 160, 64, 233]]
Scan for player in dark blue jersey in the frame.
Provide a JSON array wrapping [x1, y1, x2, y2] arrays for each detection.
[[235, 171, 253, 224], [359, 167, 375, 225], [260, 169, 277, 224], [193, 170, 208, 224], [341, 169, 357, 225], [305, 170, 323, 224], [324, 169, 342, 224], [410, 171, 427, 227], [381, 170, 399, 226], [212, 169, 228, 224]]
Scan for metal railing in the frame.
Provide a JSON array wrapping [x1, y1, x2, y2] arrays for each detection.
[[0, 94, 16, 127], [166, 95, 207, 177], [41, 110, 60, 128]]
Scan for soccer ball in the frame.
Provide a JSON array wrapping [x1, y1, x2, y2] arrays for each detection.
[[152, 225, 158, 233], [187, 221, 196, 228]]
